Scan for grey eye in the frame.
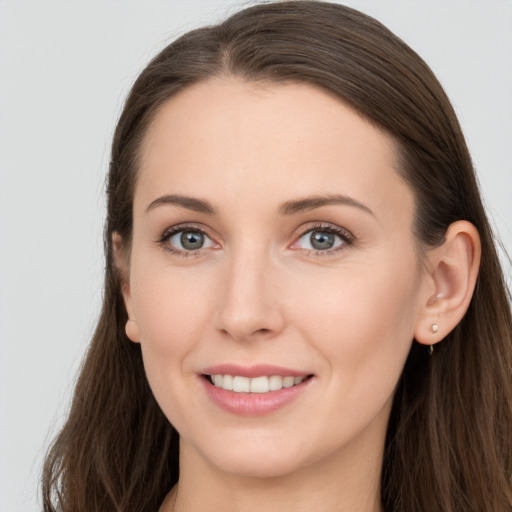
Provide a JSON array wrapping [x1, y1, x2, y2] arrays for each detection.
[[181, 231, 204, 250], [294, 229, 345, 251], [168, 230, 214, 251], [310, 231, 335, 250]]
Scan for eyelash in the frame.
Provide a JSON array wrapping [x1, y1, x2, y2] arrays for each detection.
[[157, 223, 215, 257], [157, 222, 354, 257], [294, 223, 354, 256]]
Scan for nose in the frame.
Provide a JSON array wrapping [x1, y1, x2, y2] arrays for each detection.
[[214, 245, 285, 342]]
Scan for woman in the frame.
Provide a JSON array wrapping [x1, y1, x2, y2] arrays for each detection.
[[42, 2, 512, 511]]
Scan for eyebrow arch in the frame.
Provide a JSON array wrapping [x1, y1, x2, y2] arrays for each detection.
[[145, 194, 216, 215], [279, 194, 375, 217]]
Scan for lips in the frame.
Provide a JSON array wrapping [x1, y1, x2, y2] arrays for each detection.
[[200, 364, 314, 416]]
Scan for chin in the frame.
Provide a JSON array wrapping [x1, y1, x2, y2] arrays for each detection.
[[213, 453, 306, 479], [187, 431, 313, 479]]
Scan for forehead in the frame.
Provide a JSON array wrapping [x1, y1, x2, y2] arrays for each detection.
[[135, 78, 413, 223]]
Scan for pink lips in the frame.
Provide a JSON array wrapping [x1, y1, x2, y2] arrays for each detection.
[[200, 364, 313, 417]]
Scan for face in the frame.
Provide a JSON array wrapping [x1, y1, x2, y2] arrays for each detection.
[[121, 78, 431, 479]]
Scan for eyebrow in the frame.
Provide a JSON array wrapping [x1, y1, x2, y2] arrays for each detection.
[[145, 193, 374, 217], [279, 194, 375, 217], [145, 194, 216, 215]]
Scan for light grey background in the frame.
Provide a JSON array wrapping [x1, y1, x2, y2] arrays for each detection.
[[1, 1, 510, 510]]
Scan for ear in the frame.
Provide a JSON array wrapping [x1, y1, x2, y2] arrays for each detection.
[[112, 232, 140, 343], [414, 220, 481, 346]]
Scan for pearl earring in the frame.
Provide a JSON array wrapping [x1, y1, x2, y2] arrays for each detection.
[[428, 324, 438, 356]]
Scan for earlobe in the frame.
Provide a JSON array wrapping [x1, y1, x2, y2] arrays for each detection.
[[112, 232, 141, 343], [415, 220, 481, 346], [125, 319, 141, 343]]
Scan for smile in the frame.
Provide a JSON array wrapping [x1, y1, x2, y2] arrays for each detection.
[[208, 374, 307, 393], [200, 366, 314, 416]]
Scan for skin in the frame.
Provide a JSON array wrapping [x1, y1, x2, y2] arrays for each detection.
[[117, 78, 478, 511]]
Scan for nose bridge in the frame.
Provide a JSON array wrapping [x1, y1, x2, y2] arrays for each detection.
[[215, 239, 284, 340]]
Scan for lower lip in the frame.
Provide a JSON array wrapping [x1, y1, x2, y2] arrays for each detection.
[[200, 376, 312, 417]]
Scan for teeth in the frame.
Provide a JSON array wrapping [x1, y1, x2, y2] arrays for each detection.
[[209, 374, 307, 393], [250, 376, 269, 393], [223, 374, 233, 391], [283, 376, 295, 388], [232, 376, 250, 392], [269, 375, 283, 391]]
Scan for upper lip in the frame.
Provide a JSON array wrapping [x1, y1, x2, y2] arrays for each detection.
[[201, 364, 312, 378]]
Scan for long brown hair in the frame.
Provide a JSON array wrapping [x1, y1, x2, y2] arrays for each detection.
[[42, 2, 512, 510]]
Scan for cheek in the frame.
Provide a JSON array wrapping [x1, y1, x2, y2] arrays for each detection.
[[281, 262, 422, 453], [132, 258, 212, 341], [290, 255, 422, 394], [130, 259, 216, 386], [130, 261, 219, 432]]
